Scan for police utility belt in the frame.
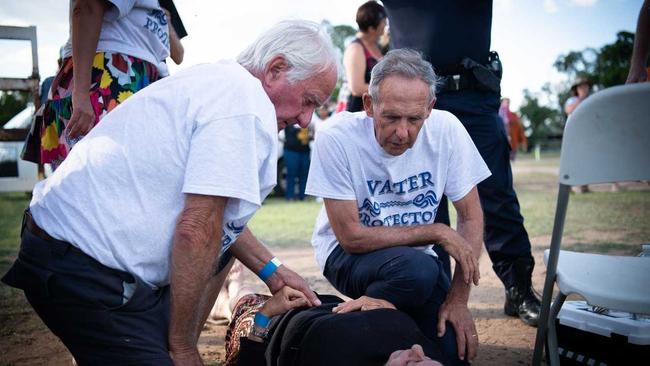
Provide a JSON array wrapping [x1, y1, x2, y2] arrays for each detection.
[[438, 51, 502, 94]]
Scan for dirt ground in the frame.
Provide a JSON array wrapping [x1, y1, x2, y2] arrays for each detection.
[[0, 243, 549, 366]]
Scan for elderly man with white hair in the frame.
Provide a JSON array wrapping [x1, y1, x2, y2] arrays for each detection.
[[307, 49, 490, 365], [2, 20, 337, 366]]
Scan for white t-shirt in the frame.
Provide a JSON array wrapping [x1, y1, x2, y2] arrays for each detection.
[[63, 0, 171, 76], [305, 110, 491, 271], [30, 60, 278, 287]]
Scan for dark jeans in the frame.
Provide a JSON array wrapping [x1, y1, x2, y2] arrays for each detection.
[[434, 89, 534, 289], [284, 149, 310, 200], [324, 245, 468, 366], [2, 225, 172, 365]]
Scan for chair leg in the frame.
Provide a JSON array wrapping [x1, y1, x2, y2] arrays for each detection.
[[547, 292, 567, 366], [532, 184, 571, 366]]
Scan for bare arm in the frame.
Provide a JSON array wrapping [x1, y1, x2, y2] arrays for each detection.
[[68, 0, 107, 138], [228, 227, 321, 306], [437, 187, 483, 362], [168, 194, 227, 365], [343, 42, 369, 96], [164, 8, 184, 64], [564, 97, 581, 115], [627, 0, 650, 83], [324, 198, 479, 285]]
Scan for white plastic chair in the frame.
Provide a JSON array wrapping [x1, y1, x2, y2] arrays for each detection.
[[532, 82, 650, 366]]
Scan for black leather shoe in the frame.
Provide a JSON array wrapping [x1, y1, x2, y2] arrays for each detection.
[[504, 285, 541, 327]]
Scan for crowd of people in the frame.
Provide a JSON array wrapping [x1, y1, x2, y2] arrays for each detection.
[[2, 0, 649, 365]]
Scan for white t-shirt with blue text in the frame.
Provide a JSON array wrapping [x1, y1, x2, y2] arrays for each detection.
[[306, 110, 491, 271], [30, 60, 278, 287], [63, 0, 172, 75]]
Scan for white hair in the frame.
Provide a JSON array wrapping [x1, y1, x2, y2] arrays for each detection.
[[237, 20, 340, 83]]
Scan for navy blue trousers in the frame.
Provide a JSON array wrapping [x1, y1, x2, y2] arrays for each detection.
[[284, 149, 310, 200], [324, 245, 468, 366], [2, 226, 172, 365], [433, 90, 534, 289]]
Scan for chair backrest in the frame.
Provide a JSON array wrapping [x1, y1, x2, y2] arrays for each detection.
[[559, 82, 650, 186]]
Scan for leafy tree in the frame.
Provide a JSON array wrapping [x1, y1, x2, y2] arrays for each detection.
[[554, 31, 635, 110], [325, 22, 356, 54], [0, 91, 29, 126], [518, 88, 563, 149]]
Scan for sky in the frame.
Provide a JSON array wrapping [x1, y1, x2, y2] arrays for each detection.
[[0, 0, 642, 109]]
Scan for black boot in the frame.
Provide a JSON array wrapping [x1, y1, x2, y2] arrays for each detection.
[[503, 258, 541, 327]]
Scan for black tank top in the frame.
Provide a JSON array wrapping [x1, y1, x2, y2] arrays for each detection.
[[346, 38, 379, 112]]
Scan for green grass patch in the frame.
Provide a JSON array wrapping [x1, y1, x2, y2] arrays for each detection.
[[248, 197, 322, 248], [0, 193, 29, 269]]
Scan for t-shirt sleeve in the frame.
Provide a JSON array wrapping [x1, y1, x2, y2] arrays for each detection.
[[182, 115, 268, 207], [443, 119, 491, 202], [104, 0, 137, 21], [305, 131, 356, 200]]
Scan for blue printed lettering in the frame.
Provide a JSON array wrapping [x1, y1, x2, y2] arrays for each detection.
[[419, 172, 434, 188], [367, 180, 381, 196], [407, 176, 419, 192], [392, 179, 407, 194], [422, 211, 433, 223], [379, 180, 394, 195]]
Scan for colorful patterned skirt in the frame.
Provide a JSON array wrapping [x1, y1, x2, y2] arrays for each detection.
[[224, 293, 270, 366], [33, 52, 161, 167]]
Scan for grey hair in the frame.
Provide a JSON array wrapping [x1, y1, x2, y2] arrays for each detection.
[[368, 49, 439, 104], [237, 20, 340, 83]]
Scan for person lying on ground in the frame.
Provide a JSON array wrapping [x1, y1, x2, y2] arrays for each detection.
[[224, 286, 449, 366]]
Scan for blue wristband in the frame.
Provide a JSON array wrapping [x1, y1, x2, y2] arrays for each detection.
[[258, 257, 282, 281], [254, 311, 270, 328]]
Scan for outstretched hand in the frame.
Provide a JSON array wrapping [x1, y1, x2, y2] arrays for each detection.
[[259, 286, 309, 318], [332, 295, 396, 313]]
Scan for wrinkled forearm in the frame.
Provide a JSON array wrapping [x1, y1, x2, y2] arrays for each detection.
[[337, 222, 456, 254], [168, 196, 226, 351], [447, 212, 483, 304]]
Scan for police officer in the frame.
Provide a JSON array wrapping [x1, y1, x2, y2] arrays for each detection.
[[381, 0, 541, 327]]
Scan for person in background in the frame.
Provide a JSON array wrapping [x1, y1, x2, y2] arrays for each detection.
[[500, 98, 527, 161], [564, 77, 592, 116], [627, 0, 650, 83], [27, 0, 185, 169], [344, 1, 386, 112], [284, 124, 311, 201]]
